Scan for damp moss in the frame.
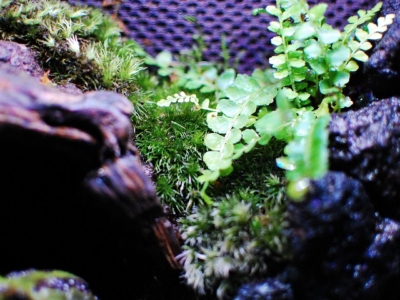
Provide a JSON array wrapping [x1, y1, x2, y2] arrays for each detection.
[[0, 0, 144, 94]]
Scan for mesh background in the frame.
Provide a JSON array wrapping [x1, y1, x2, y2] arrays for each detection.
[[68, 0, 379, 73]]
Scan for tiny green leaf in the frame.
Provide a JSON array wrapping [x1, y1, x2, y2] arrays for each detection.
[[353, 50, 369, 62], [228, 128, 242, 144], [207, 113, 231, 134], [347, 15, 358, 24], [233, 114, 248, 129], [268, 21, 281, 33], [226, 86, 250, 103], [359, 41, 372, 51], [332, 71, 350, 87], [197, 170, 220, 183], [367, 22, 378, 33], [242, 129, 259, 144], [200, 85, 215, 93], [304, 40, 323, 58], [266, 5, 281, 17], [355, 29, 368, 41], [319, 79, 339, 94], [274, 70, 289, 79], [203, 151, 231, 171], [155, 50, 172, 67], [368, 32, 383, 40], [185, 80, 203, 90], [219, 99, 240, 117], [345, 60, 359, 72], [289, 59, 306, 67], [271, 36, 283, 46], [242, 102, 257, 116], [204, 133, 224, 150], [308, 3, 328, 22], [318, 28, 341, 44], [217, 68, 236, 90], [282, 27, 296, 37], [307, 59, 326, 75], [326, 46, 350, 68], [294, 23, 316, 40], [269, 54, 286, 67], [235, 74, 260, 92]]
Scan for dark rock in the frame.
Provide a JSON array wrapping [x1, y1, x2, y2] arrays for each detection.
[[356, 218, 400, 299], [284, 172, 375, 299], [382, 0, 400, 16], [0, 41, 82, 95], [0, 64, 182, 299], [234, 278, 293, 300], [283, 172, 400, 300], [364, 3, 400, 98], [238, 172, 400, 300], [329, 97, 400, 219], [286, 171, 375, 265]]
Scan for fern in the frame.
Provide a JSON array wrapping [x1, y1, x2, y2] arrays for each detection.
[[158, 1, 393, 203]]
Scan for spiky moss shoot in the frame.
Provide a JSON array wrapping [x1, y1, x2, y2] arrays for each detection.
[[0, 0, 144, 94], [132, 78, 210, 213], [177, 141, 289, 299], [178, 187, 288, 299]]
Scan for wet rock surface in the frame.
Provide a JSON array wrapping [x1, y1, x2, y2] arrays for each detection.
[[364, 1, 400, 98], [329, 97, 400, 219], [283, 172, 400, 300], [0, 63, 185, 299], [234, 278, 293, 300]]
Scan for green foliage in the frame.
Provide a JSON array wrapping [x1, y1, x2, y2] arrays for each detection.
[[159, 2, 393, 294], [158, 0, 392, 202], [0, 0, 144, 93], [133, 80, 209, 213], [146, 17, 238, 101], [259, 0, 392, 111], [178, 174, 287, 299]]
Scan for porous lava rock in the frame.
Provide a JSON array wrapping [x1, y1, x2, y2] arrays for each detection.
[[329, 97, 400, 219], [364, 0, 400, 98], [0, 63, 184, 299], [235, 170, 400, 299], [283, 171, 400, 300], [234, 278, 293, 300]]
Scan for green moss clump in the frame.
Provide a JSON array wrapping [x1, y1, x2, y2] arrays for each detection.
[[0, 270, 97, 299], [132, 76, 210, 213], [177, 142, 289, 299], [0, 0, 144, 94], [178, 188, 287, 299]]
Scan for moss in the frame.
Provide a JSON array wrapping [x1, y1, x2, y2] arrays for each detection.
[[0, 0, 144, 94], [0, 270, 96, 299], [0, 1, 291, 298], [132, 75, 211, 212]]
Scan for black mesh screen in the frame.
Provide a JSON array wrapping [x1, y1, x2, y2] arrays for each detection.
[[68, 0, 379, 73]]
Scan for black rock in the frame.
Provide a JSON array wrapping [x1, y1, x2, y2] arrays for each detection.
[[329, 97, 400, 219], [234, 278, 293, 300], [286, 171, 375, 266], [283, 172, 376, 299], [356, 218, 400, 300], [364, 1, 400, 98]]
